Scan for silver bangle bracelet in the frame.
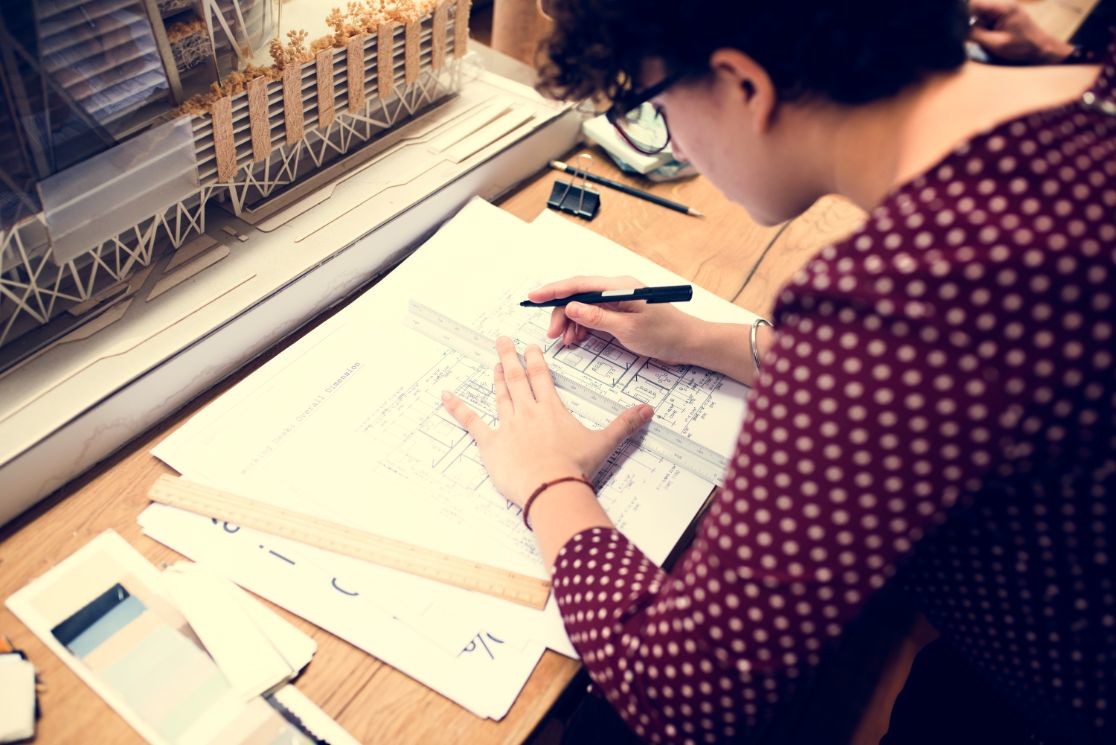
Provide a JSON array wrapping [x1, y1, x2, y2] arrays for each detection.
[[750, 318, 773, 373]]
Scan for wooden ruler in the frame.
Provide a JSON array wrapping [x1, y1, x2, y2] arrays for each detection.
[[147, 475, 552, 609]]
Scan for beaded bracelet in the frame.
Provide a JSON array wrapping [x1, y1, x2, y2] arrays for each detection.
[[522, 475, 594, 529], [750, 317, 773, 373]]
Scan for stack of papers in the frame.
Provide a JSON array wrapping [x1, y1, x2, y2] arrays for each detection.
[[141, 199, 758, 719], [6, 531, 355, 745]]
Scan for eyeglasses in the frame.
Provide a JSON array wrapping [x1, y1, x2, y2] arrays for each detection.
[[606, 72, 685, 155]]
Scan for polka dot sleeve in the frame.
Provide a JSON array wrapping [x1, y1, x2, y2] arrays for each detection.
[[553, 275, 1006, 741], [552, 67, 1116, 742]]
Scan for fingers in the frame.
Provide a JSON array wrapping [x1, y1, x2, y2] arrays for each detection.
[[599, 403, 654, 450], [548, 306, 571, 339], [559, 320, 593, 346], [492, 362, 512, 420], [523, 345, 559, 404], [441, 390, 492, 444], [535, 277, 645, 343], [562, 321, 580, 346], [496, 336, 533, 405], [969, 26, 1012, 51], [494, 338, 558, 408], [528, 275, 644, 304], [564, 302, 628, 337]]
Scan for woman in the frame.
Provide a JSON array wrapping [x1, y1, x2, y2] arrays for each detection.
[[442, 1, 1115, 742]]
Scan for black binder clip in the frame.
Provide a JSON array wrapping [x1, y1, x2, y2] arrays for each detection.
[[547, 153, 600, 221]]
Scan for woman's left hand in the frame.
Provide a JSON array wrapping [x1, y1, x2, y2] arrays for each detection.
[[441, 336, 654, 506]]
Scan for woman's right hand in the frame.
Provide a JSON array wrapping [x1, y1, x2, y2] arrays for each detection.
[[527, 275, 702, 364]]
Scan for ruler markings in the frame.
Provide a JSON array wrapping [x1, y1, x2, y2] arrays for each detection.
[[148, 475, 551, 609]]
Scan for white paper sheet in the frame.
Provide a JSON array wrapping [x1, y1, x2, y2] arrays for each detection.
[[4, 531, 356, 744], [161, 562, 307, 700], [148, 199, 758, 715], [139, 505, 543, 720], [153, 201, 750, 571]]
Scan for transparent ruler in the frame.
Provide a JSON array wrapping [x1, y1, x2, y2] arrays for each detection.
[[148, 475, 552, 609], [408, 301, 729, 484]]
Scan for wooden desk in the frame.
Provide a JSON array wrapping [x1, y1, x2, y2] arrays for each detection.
[[1024, 0, 1100, 42], [1, 0, 1096, 728], [0, 0, 1098, 736], [0, 146, 860, 743]]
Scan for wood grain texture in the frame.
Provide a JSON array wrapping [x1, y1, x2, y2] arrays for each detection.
[[328, 654, 579, 744], [247, 76, 271, 162], [377, 25, 395, 100], [454, 0, 471, 58], [316, 49, 335, 129], [211, 96, 236, 182], [405, 21, 422, 85], [432, 1, 449, 70], [347, 35, 367, 114], [283, 64, 305, 145], [1025, 0, 1100, 41], [499, 149, 784, 306], [734, 195, 866, 317]]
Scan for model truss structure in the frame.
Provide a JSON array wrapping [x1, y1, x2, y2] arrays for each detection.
[[0, 0, 469, 353]]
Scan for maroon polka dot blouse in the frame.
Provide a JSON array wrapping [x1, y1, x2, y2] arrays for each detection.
[[551, 46, 1116, 744]]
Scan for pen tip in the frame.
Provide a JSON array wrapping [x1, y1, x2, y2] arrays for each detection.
[[688, 208, 705, 217]]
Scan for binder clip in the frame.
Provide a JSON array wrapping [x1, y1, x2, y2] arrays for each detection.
[[547, 153, 600, 221]]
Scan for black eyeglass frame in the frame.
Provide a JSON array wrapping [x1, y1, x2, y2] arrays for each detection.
[[605, 71, 687, 155]]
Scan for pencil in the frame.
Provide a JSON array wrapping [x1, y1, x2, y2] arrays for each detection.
[[549, 160, 704, 217]]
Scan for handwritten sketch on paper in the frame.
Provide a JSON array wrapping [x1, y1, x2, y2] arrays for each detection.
[[346, 310, 723, 564], [408, 288, 740, 474], [146, 199, 759, 715], [154, 259, 744, 579]]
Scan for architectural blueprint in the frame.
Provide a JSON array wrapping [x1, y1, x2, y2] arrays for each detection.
[[411, 285, 743, 474], [353, 320, 717, 566], [153, 201, 749, 576], [147, 199, 760, 716]]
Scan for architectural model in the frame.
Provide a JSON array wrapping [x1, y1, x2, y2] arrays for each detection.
[[0, 0, 470, 365]]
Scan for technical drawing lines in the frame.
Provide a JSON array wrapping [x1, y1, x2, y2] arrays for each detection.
[[359, 351, 497, 493], [543, 327, 726, 430]]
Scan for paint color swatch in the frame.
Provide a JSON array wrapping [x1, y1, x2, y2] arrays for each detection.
[[52, 583, 316, 744]]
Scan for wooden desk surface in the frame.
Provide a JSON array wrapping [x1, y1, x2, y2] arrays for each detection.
[[0, 146, 863, 743], [1025, 0, 1101, 42], [0, 3, 1096, 738]]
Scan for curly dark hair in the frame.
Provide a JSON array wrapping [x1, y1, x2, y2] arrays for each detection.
[[538, 0, 971, 106]]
